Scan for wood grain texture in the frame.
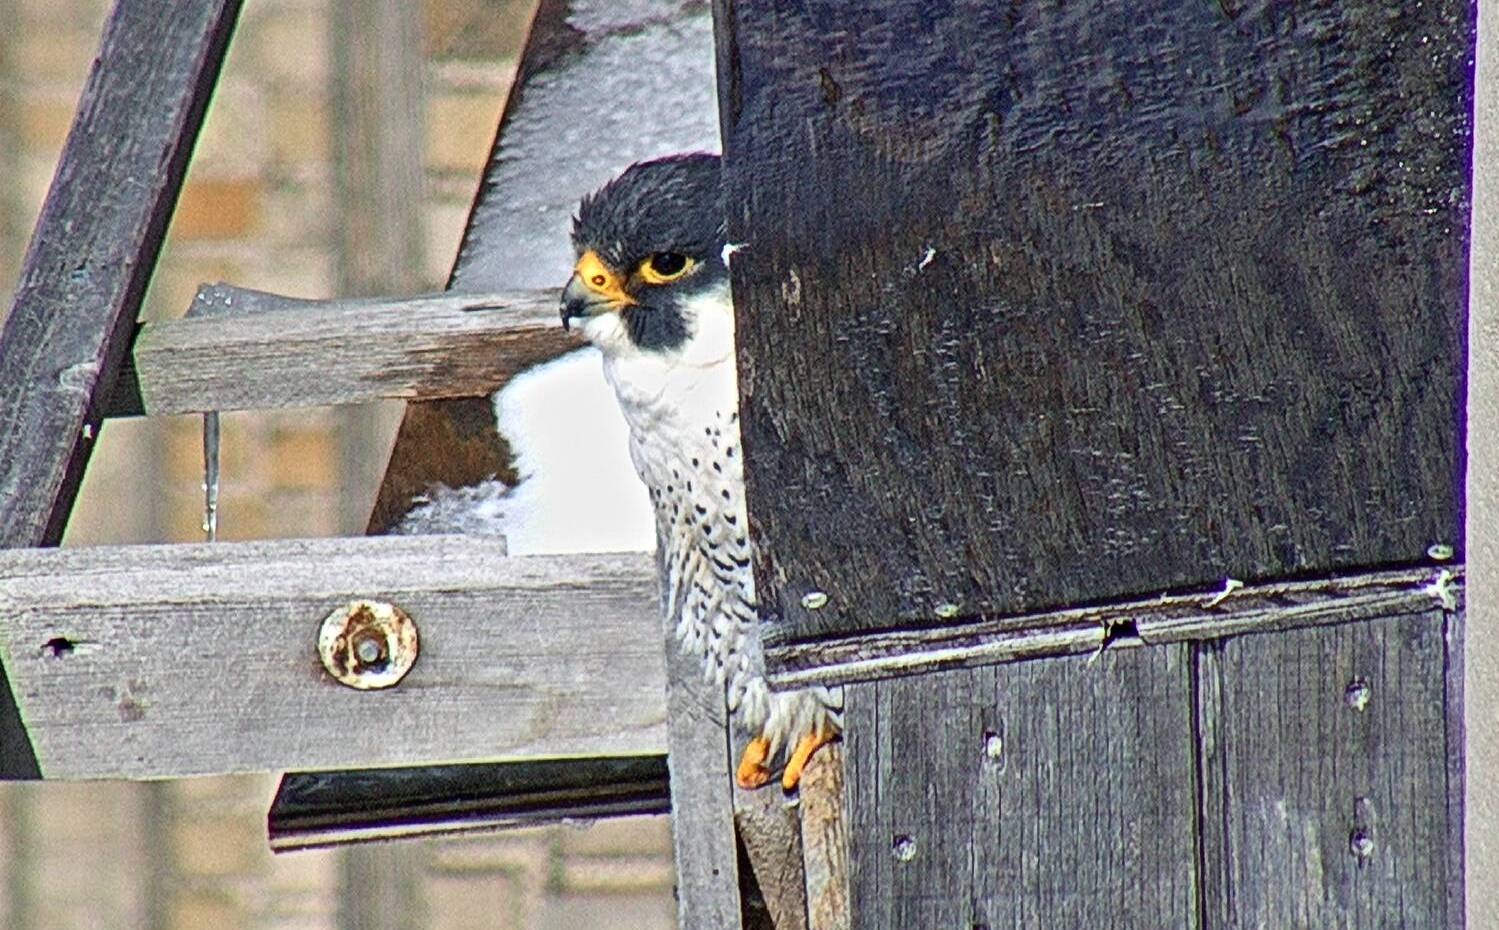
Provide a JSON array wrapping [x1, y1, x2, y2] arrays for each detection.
[[663, 608, 744, 928], [718, 0, 1471, 649], [0, 0, 242, 778], [0, 0, 241, 547], [798, 742, 849, 930], [766, 566, 1463, 689], [1196, 610, 1461, 928], [843, 649, 1199, 928], [102, 285, 577, 417], [1464, 0, 1499, 922], [0, 536, 663, 779], [734, 771, 807, 930]]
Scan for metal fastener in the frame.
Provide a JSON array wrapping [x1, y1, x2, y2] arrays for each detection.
[[317, 599, 419, 690]]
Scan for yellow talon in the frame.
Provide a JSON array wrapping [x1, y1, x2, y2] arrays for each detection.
[[736, 735, 772, 789], [781, 727, 838, 791]]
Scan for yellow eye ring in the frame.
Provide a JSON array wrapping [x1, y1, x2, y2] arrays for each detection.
[[638, 252, 694, 285]]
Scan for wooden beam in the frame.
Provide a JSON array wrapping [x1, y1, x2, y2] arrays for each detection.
[[765, 565, 1463, 690], [1465, 0, 1499, 919], [0, 0, 242, 778], [0, 0, 241, 546], [102, 284, 575, 417], [0, 536, 662, 779], [719, 0, 1471, 651]]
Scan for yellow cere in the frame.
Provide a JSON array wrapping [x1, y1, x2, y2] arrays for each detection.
[[573, 250, 635, 305]]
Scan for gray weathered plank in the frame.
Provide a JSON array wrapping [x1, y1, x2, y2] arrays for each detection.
[[844, 648, 1199, 929], [0, 536, 662, 779], [663, 617, 744, 928], [1465, 0, 1499, 918], [767, 566, 1461, 689], [734, 764, 807, 930], [104, 285, 575, 417], [1197, 610, 1460, 929]]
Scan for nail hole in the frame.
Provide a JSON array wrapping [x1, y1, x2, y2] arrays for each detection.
[[43, 637, 75, 658], [892, 834, 916, 861], [1344, 678, 1371, 711]]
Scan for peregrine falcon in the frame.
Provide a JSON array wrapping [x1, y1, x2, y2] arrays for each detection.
[[560, 153, 841, 790]]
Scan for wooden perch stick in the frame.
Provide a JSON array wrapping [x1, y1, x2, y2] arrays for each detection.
[[105, 284, 580, 417]]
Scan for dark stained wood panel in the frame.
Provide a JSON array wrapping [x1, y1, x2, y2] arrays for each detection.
[[718, 0, 1473, 647], [1197, 609, 1461, 929], [842, 646, 1199, 928]]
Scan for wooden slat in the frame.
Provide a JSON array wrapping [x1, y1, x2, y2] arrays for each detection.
[[662, 594, 745, 927], [1465, 0, 1499, 920], [843, 649, 1199, 927], [102, 285, 575, 417], [0, 0, 241, 546], [718, 0, 1470, 651], [0, 0, 242, 778], [1197, 610, 1460, 928], [799, 743, 850, 930], [0, 536, 662, 779], [767, 566, 1462, 689]]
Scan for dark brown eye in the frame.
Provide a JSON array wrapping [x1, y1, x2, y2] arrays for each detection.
[[590, 274, 607, 287], [639, 252, 693, 283], [650, 252, 687, 276]]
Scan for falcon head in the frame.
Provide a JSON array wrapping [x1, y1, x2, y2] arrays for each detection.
[[561, 153, 728, 358]]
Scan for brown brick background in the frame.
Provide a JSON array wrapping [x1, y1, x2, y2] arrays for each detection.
[[0, 0, 676, 927]]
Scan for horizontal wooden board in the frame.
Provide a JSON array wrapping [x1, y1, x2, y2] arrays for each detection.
[[765, 565, 1463, 689], [720, 0, 1471, 649], [0, 536, 662, 779], [104, 285, 578, 417]]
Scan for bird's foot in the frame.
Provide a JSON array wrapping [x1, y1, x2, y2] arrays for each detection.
[[735, 735, 772, 789], [781, 726, 838, 792]]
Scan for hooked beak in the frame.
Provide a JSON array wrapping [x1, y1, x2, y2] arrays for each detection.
[[560, 249, 636, 330], [560, 274, 610, 331]]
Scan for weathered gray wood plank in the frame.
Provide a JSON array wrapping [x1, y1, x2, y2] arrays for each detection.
[[1464, 0, 1499, 917], [844, 648, 1199, 928], [0, 536, 662, 779], [767, 566, 1461, 689], [104, 285, 576, 417], [663, 621, 743, 928], [1197, 610, 1459, 929], [734, 765, 806, 930]]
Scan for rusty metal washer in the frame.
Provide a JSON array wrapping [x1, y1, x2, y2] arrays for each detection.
[[317, 599, 419, 690]]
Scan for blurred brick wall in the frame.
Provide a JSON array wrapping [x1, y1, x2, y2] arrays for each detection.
[[0, 1, 677, 927]]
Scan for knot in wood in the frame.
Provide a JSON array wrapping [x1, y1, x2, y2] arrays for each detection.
[[317, 599, 418, 690]]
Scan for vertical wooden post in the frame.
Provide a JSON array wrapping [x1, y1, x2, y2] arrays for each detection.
[[1465, 0, 1499, 923]]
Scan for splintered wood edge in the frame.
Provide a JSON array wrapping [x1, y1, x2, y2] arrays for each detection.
[[107, 284, 579, 416], [764, 564, 1464, 689]]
